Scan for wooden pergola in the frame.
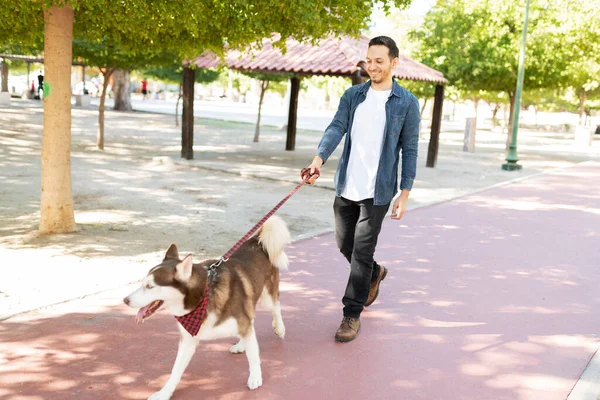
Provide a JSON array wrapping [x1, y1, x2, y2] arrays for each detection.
[[192, 35, 448, 167]]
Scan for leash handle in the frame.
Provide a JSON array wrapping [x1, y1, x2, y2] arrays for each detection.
[[300, 167, 320, 182]]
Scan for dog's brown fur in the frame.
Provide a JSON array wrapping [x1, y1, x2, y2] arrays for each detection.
[[198, 238, 279, 337], [151, 237, 281, 337]]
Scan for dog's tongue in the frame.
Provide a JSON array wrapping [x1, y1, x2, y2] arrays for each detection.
[[135, 300, 164, 324]]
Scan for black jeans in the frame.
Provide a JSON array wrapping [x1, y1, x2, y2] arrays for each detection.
[[333, 196, 390, 318]]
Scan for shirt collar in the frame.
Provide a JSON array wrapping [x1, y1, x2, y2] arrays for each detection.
[[358, 79, 402, 97]]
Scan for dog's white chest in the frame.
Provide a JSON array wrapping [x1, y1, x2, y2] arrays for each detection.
[[193, 313, 239, 341]]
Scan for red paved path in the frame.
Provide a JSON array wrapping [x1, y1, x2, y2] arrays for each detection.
[[1, 162, 599, 400]]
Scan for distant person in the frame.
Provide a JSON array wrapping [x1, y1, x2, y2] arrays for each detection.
[[303, 36, 420, 342], [37, 72, 44, 99], [141, 78, 148, 100]]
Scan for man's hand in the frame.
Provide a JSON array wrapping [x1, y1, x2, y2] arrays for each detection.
[[303, 156, 323, 184], [391, 190, 410, 220]]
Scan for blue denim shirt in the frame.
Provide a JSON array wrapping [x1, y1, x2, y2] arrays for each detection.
[[317, 80, 420, 205]]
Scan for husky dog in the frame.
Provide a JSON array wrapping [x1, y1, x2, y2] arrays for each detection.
[[123, 216, 291, 400]]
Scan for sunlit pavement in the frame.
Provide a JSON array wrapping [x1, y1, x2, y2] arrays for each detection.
[[1, 161, 599, 399]]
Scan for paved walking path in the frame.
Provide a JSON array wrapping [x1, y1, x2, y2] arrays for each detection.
[[3, 99, 598, 320], [1, 161, 599, 400]]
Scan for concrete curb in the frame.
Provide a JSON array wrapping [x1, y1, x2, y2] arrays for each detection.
[[404, 159, 593, 215], [284, 161, 593, 244], [153, 156, 336, 191]]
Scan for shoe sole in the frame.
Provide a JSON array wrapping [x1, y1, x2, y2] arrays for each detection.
[[364, 267, 387, 307], [335, 325, 361, 342]]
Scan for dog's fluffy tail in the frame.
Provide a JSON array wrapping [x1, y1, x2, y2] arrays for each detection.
[[257, 215, 291, 271]]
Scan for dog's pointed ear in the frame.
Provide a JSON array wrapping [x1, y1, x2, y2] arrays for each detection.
[[175, 254, 193, 282], [164, 244, 179, 260]]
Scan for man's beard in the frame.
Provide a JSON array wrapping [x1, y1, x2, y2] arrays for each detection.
[[370, 69, 391, 83]]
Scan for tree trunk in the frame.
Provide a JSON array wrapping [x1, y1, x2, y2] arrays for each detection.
[[427, 96, 435, 128], [506, 90, 516, 149], [39, 5, 76, 234], [452, 101, 456, 121], [502, 103, 508, 133], [584, 108, 591, 127], [420, 98, 428, 118], [1, 62, 8, 92], [98, 68, 114, 150], [181, 67, 195, 160], [175, 82, 182, 127], [491, 104, 500, 127], [113, 69, 132, 111], [253, 80, 269, 143], [473, 97, 480, 130], [578, 90, 587, 125]]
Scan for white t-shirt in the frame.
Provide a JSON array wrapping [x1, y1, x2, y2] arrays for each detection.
[[341, 87, 391, 201]]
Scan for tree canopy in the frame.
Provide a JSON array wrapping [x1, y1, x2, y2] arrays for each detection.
[[409, 0, 600, 127], [2, 0, 414, 58], [143, 62, 220, 85], [411, 0, 573, 95]]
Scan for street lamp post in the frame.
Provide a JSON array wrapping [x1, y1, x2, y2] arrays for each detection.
[[503, 0, 531, 171]]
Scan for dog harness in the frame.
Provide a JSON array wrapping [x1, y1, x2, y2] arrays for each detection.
[[174, 284, 210, 336]]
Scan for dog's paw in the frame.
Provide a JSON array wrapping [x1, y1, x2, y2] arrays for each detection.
[[247, 373, 263, 390], [148, 389, 173, 400], [273, 322, 286, 339], [229, 341, 246, 354]]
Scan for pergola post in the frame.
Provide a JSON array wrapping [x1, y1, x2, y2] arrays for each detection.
[[181, 67, 195, 160], [426, 84, 445, 168], [286, 75, 300, 151], [26, 62, 31, 93], [82, 65, 87, 94], [352, 68, 363, 86], [1, 59, 8, 93]]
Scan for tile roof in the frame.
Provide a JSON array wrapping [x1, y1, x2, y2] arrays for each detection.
[[193, 35, 447, 84]]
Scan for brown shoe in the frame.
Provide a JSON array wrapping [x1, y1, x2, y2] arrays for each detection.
[[335, 317, 361, 342], [365, 266, 388, 307]]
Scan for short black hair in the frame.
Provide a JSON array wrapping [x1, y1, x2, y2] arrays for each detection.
[[368, 36, 399, 59]]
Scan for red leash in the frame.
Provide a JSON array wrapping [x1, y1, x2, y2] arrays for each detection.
[[209, 167, 319, 271], [176, 168, 319, 336]]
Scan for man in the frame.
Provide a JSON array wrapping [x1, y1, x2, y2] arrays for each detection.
[[37, 72, 44, 99], [303, 36, 420, 342]]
